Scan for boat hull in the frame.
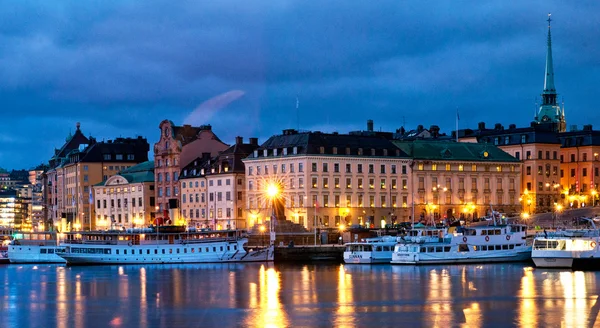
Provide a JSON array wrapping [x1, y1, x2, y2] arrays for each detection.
[[343, 251, 392, 264], [391, 249, 531, 265], [59, 244, 274, 265], [8, 245, 66, 264]]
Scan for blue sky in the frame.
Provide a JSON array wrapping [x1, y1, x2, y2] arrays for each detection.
[[1, 1, 599, 170]]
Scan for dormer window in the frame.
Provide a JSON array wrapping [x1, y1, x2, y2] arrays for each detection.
[[254, 150, 258, 157], [371, 149, 376, 156], [333, 147, 338, 155], [263, 149, 268, 157], [293, 147, 298, 155], [274, 149, 278, 156], [201, 169, 205, 175], [283, 148, 288, 155], [320, 147, 325, 154], [346, 147, 350, 155], [383, 149, 388, 156], [358, 148, 363, 156]]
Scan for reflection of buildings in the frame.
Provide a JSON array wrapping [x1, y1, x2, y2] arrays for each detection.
[[44, 123, 149, 231], [179, 137, 259, 230], [458, 16, 600, 213], [93, 161, 156, 229]]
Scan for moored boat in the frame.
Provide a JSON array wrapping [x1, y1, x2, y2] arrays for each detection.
[[56, 227, 274, 265], [8, 231, 66, 264], [391, 224, 530, 265], [343, 236, 399, 264], [531, 219, 600, 269]]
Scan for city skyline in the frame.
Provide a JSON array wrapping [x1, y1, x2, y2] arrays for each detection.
[[2, 2, 600, 169]]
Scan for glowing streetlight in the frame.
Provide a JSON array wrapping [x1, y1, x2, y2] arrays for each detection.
[[264, 182, 281, 246], [266, 183, 280, 199]]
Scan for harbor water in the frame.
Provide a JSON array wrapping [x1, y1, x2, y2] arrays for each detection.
[[0, 263, 598, 327]]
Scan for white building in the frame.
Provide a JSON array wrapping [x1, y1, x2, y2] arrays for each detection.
[[93, 161, 155, 229]]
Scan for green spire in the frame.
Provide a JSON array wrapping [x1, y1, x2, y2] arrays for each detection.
[[542, 13, 556, 105]]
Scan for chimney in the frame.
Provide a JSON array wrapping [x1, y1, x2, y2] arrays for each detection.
[[478, 122, 486, 130], [249, 137, 258, 146], [367, 120, 374, 132], [235, 136, 243, 145], [494, 123, 503, 130], [509, 124, 516, 129]]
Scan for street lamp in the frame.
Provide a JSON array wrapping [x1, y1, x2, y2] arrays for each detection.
[[265, 182, 281, 245]]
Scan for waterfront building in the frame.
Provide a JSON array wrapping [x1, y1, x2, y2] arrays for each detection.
[[28, 165, 47, 230], [243, 129, 412, 230], [153, 120, 228, 221], [44, 123, 149, 231], [93, 161, 155, 229], [0, 189, 28, 229], [393, 140, 522, 222], [180, 137, 259, 230]]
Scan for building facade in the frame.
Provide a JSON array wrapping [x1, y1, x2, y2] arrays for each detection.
[[44, 123, 149, 231], [243, 129, 412, 230], [93, 161, 156, 229], [0, 189, 28, 229], [180, 137, 259, 230], [153, 120, 229, 220], [393, 140, 522, 222]]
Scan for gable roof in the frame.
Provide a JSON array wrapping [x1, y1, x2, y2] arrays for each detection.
[[392, 140, 519, 162]]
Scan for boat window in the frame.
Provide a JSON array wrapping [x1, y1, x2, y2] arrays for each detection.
[[213, 247, 216, 252], [40, 249, 47, 254], [444, 247, 451, 252], [458, 244, 469, 252], [481, 245, 487, 251], [420, 247, 426, 253], [139, 250, 142, 255], [495, 230, 501, 235], [375, 246, 382, 251], [502, 245, 508, 250], [48, 249, 55, 254], [234, 245, 237, 251], [435, 246, 443, 252], [184, 248, 187, 253], [220, 246, 223, 252], [191, 248, 195, 253], [116, 250, 120, 255], [495, 245, 501, 250], [427, 247, 434, 253], [473, 246, 478, 251], [124, 250, 128, 255], [482, 230, 487, 235]]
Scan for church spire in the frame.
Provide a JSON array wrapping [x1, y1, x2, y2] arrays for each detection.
[[542, 13, 557, 105]]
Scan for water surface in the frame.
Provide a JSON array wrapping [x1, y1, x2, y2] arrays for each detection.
[[0, 263, 598, 327]]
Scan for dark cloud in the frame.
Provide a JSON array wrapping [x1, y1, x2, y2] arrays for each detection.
[[1, 1, 599, 169]]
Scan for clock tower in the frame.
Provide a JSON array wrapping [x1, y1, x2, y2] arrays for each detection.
[[535, 13, 566, 132]]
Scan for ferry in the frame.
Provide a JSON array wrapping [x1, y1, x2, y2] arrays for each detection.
[[56, 226, 274, 265], [531, 218, 600, 269], [8, 231, 66, 264], [343, 227, 450, 264], [390, 224, 531, 265]]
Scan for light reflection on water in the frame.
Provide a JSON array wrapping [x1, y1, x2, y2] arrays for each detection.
[[0, 263, 599, 327]]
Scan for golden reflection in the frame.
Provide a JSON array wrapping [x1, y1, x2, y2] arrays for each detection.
[[518, 267, 537, 327], [75, 274, 83, 328], [56, 267, 67, 328], [560, 271, 589, 328], [140, 267, 147, 328], [334, 265, 355, 328], [427, 269, 453, 327], [462, 302, 481, 328], [246, 265, 288, 328]]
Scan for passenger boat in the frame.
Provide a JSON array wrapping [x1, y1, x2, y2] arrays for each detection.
[[0, 228, 14, 264], [343, 236, 400, 264], [8, 231, 66, 264], [56, 227, 274, 265], [390, 224, 531, 265], [531, 219, 600, 269], [343, 227, 450, 264]]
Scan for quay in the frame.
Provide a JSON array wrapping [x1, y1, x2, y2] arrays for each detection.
[[274, 245, 344, 262]]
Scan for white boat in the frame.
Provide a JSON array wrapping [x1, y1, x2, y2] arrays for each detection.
[[343, 227, 450, 264], [56, 226, 274, 265], [531, 219, 600, 269], [390, 224, 531, 265], [343, 236, 399, 264], [8, 231, 66, 264]]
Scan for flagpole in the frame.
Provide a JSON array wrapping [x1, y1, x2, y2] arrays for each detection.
[[456, 108, 459, 142]]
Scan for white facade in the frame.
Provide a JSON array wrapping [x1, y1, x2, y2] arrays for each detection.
[[93, 175, 154, 230]]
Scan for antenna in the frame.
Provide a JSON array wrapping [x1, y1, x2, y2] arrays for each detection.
[[296, 95, 300, 131]]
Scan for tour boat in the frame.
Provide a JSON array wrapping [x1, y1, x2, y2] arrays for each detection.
[[390, 224, 531, 265], [531, 219, 600, 269], [8, 231, 66, 264], [56, 227, 274, 265], [343, 227, 450, 264]]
